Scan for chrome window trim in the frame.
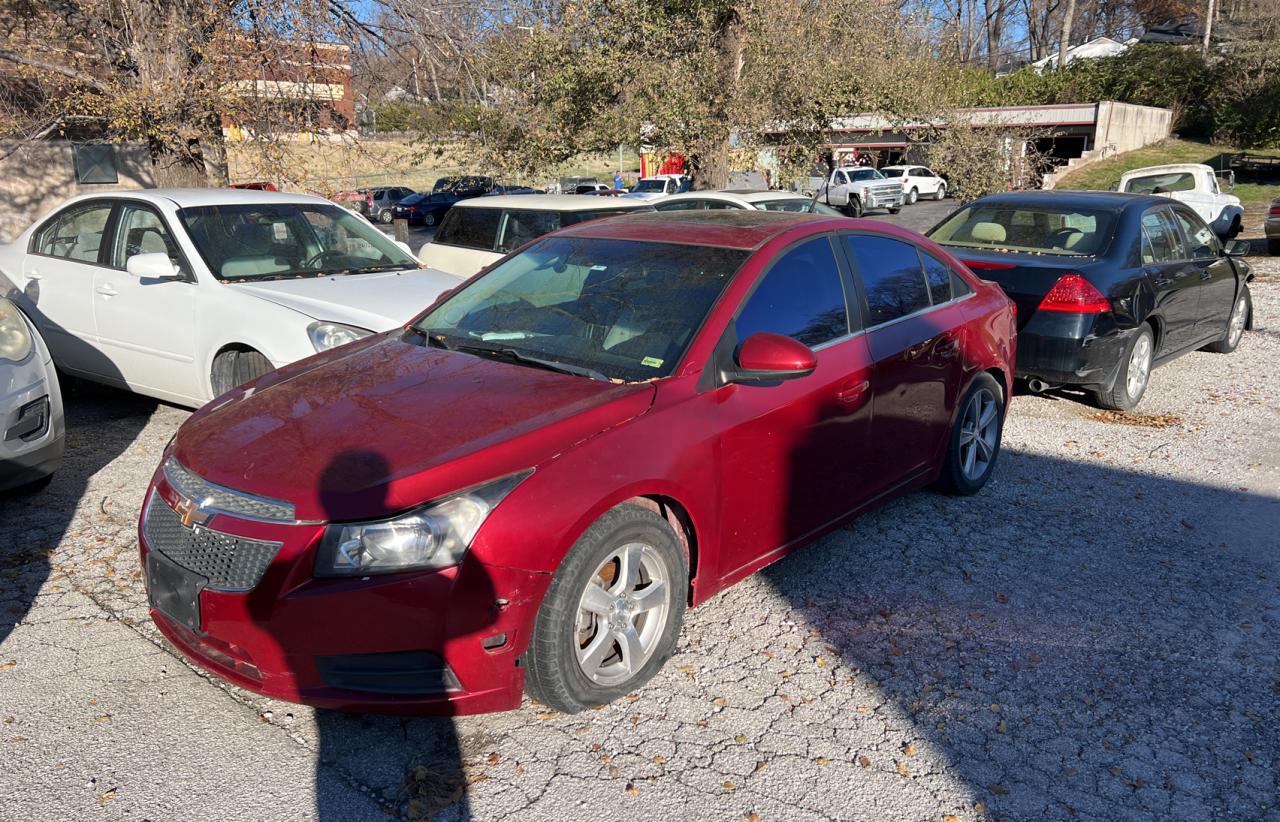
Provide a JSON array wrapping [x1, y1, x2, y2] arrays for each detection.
[[862, 290, 976, 334]]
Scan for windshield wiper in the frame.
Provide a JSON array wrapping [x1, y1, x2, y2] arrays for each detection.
[[498, 348, 609, 382], [416, 332, 610, 382]]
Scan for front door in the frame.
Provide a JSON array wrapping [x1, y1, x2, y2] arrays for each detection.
[[1170, 207, 1237, 338], [844, 234, 965, 482], [716, 236, 874, 577], [1140, 207, 1201, 354], [20, 200, 117, 376], [92, 202, 198, 398]]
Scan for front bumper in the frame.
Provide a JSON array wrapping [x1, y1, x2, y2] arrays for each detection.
[[0, 347, 64, 493], [139, 479, 550, 715], [861, 190, 904, 211], [1014, 312, 1133, 389]]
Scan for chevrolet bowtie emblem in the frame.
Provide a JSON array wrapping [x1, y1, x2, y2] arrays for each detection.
[[174, 496, 210, 528]]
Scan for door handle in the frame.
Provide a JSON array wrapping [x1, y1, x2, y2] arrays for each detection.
[[96, 284, 118, 297], [834, 379, 870, 407]]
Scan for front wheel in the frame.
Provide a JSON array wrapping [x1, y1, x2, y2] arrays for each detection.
[[423, 212, 437, 227], [379, 209, 393, 224], [525, 505, 687, 713], [1094, 325, 1154, 410], [847, 197, 863, 218], [211, 349, 274, 397], [888, 206, 902, 215], [1204, 285, 1251, 353], [934, 184, 947, 200], [906, 187, 918, 205], [937, 373, 1004, 495]]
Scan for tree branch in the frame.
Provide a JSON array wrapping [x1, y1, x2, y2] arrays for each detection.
[[0, 49, 108, 93]]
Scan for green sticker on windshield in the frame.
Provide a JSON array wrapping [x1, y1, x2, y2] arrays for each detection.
[[641, 356, 664, 368]]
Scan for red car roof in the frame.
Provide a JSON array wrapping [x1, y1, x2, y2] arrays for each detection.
[[556, 210, 845, 250]]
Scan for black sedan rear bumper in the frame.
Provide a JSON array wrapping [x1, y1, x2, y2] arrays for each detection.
[[1015, 312, 1136, 390]]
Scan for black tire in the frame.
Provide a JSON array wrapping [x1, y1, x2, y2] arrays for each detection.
[[525, 504, 687, 713], [1093, 325, 1154, 411], [847, 197, 863, 218], [1203, 285, 1251, 354], [211, 349, 274, 397], [936, 373, 1004, 496], [1226, 217, 1242, 239], [424, 212, 436, 227], [1268, 238, 1280, 256], [888, 206, 902, 215]]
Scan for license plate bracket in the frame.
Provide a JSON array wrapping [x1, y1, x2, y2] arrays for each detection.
[[146, 549, 206, 634]]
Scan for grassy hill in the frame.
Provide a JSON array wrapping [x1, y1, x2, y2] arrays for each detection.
[[1055, 139, 1280, 238]]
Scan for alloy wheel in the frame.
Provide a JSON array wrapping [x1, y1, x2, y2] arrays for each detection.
[[1228, 294, 1248, 347], [958, 388, 999, 482], [575, 542, 671, 687], [1126, 334, 1152, 400]]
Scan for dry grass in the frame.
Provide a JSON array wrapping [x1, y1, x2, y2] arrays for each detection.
[[1086, 410, 1185, 428]]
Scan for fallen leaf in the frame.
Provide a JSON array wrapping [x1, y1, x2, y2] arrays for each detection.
[[734, 734, 748, 744], [95, 715, 111, 723], [1108, 766, 1122, 777], [722, 781, 737, 791], [625, 784, 640, 796], [816, 657, 828, 668], [974, 802, 986, 814], [745, 813, 761, 822], [815, 757, 830, 766], [945, 816, 962, 822], [608, 766, 619, 778], [754, 760, 767, 772], [856, 706, 871, 714], [896, 760, 911, 778], [713, 697, 726, 706], [486, 753, 499, 766], [989, 703, 1000, 713], [997, 719, 1008, 734], [0, 660, 15, 670], [1245, 751, 1258, 763], [902, 742, 918, 757], [858, 755, 871, 768], [536, 711, 556, 720], [652, 755, 667, 765], [96, 788, 116, 805]]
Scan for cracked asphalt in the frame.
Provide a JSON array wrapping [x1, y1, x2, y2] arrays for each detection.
[[2, 281, 1278, 821]]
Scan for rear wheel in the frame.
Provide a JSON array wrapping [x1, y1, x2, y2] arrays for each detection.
[[379, 209, 393, 224], [1094, 325, 1153, 410], [934, 183, 947, 200], [1204, 285, 1250, 353], [424, 212, 437, 227], [525, 505, 686, 713], [937, 373, 1004, 495], [211, 349, 273, 397]]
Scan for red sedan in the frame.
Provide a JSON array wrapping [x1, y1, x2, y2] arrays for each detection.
[[138, 211, 1015, 714]]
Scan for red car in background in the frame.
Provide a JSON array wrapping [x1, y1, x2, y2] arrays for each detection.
[[138, 211, 1015, 715]]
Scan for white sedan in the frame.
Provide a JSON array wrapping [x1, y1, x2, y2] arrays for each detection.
[[0, 189, 463, 407], [878, 165, 948, 204]]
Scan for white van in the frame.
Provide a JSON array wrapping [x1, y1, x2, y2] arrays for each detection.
[[417, 195, 653, 277]]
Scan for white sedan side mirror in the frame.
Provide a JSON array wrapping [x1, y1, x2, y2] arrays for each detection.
[[126, 253, 181, 280]]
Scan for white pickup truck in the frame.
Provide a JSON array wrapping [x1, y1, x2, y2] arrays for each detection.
[[1117, 163, 1244, 238], [799, 167, 904, 217]]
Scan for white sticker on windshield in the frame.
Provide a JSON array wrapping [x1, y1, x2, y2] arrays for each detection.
[[272, 222, 288, 240], [589, 265, 608, 271]]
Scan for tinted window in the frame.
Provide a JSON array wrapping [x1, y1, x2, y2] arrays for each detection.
[[111, 204, 179, 268], [920, 251, 954, 304], [881, 168, 904, 178], [498, 210, 562, 253], [416, 237, 745, 381], [929, 204, 1113, 256], [560, 209, 642, 226], [435, 207, 502, 250], [735, 237, 849, 347], [33, 202, 114, 263], [1172, 210, 1219, 260], [1140, 209, 1182, 264], [846, 235, 930, 325]]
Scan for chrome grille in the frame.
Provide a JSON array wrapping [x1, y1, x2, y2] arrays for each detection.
[[143, 494, 282, 592], [163, 457, 296, 523]]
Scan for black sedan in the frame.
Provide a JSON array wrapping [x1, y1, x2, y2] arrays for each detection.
[[927, 191, 1254, 410], [392, 191, 461, 227]]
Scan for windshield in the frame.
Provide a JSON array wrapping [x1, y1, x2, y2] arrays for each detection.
[[929, 204, 1115, 256], [399, 193, 428, 206], [849, 169, 883, 182], [179, 203, 420, 281], [633, 179, 667, 193], [413, 236, 746, 381]]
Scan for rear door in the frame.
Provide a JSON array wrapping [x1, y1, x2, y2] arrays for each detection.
[[1139, 206, 1201, 353], [20, 200, 117, 375], [843, 234, 966, 483], [1169, 206, 1237, 337]]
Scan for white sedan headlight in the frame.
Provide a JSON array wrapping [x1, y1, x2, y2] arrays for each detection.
[[0, 298, 33, 363], [314, 471, 531, 577], [308, 321, 374, 352]]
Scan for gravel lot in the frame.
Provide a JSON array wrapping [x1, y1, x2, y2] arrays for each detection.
[[2, 245, 1278, 820]]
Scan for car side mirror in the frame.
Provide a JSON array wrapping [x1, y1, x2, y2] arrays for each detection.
[[726, 332, 817, 384], [126, 252, 182, 281], [1225, 239, 1250, 257]]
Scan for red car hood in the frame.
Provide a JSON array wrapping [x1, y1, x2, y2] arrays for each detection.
[[172, 334, 656, 521]]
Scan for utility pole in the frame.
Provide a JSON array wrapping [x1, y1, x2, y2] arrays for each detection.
[[1201, 0, 1216, 56], [1057, 0, 1077, 71]]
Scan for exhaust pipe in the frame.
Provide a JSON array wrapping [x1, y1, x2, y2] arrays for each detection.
[[1027, 378, 1054, 393]]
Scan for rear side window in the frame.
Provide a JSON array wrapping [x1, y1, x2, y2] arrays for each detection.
[[1140, 209, 1182, 263], [920, 251, 955, 304], [735, 237, 849, 347], [435, 208, 502, 250], [846, 235, 930, 325], [1172, 210, 1219, 260], [33, 202, 115, 263]]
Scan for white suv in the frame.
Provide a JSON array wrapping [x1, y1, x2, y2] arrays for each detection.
[[879, 165, 948, 204]]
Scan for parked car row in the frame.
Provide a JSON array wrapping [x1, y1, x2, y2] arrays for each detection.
[[0, 184, 1254, 722]]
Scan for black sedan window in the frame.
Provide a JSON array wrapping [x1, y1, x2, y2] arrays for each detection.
[[930, 205, 1114, 257]]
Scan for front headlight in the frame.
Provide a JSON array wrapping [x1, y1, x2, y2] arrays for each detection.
[[308, 321, 374, 352], [0, 298, 33, 363], [314, 471, 531, 577]]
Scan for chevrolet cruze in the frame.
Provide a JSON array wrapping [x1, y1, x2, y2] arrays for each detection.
[[139, 211, 1015, 714]]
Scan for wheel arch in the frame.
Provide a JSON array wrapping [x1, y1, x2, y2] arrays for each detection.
[[623, 495, 700, 605]]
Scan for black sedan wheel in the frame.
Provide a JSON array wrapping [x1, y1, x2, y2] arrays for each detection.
[[424, 212, 437, 227], [1204, 285, 1250, 354], [1095, 325, 1154, 410]]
